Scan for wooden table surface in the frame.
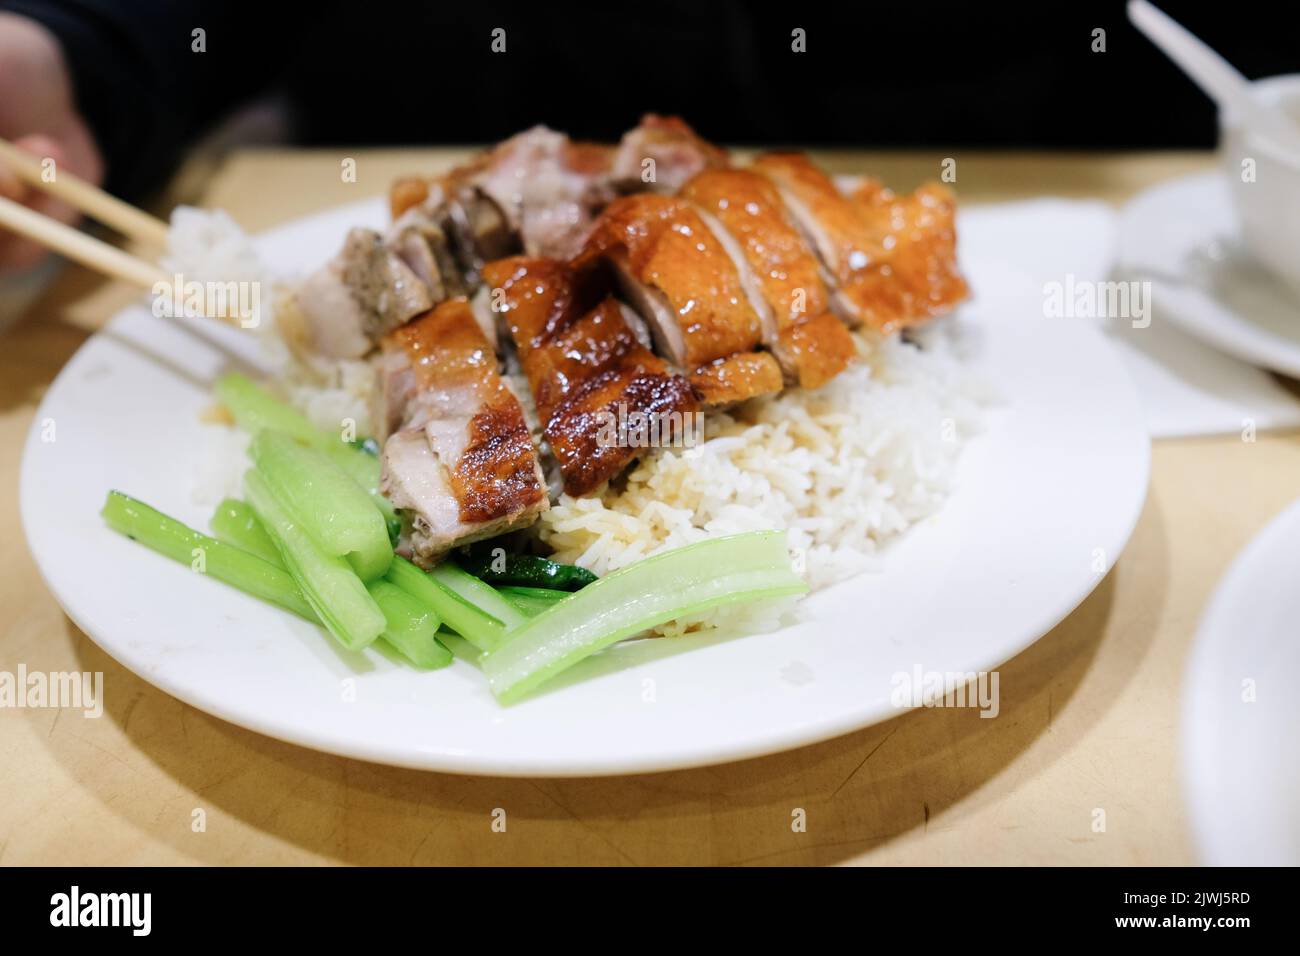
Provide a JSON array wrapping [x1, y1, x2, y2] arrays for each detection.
[[2, 149, 1295, 866]]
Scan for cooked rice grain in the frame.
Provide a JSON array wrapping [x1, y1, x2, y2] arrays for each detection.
[[536, 325, 989, 634]]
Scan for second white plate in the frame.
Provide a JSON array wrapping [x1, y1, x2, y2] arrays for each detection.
[[1183, 498, 1300, 865]]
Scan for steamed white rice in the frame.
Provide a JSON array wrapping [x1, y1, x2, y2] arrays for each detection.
[[259, 293, 383, 441], [163, 206, 269, 286], [535, 325, 989, 634]]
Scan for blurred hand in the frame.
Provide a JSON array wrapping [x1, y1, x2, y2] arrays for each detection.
[[0, 12, 104, 272]]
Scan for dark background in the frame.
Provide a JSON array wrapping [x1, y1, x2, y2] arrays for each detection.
[[8, 0, 1297, 198], [279, 1, 1291, 149]]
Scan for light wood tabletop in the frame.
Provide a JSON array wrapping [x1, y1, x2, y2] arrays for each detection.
[[2, 149, 1295, 866]]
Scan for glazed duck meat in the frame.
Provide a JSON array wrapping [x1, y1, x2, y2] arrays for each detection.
[[293, 227, 434, 360], [294, 118, 968, 371], [751, 153, 966, 332], [750, 153, 891, 329], [845, 179, 969, 328], [392, 127, 613, 264], [679, 168, 857, 389], [610, 113, 730, 194], [379, 298, 548, 564], [389, 173, 516, 289], [573, 193, 784, 406], [291, 118, 971, 529], [387, 211, 468, 304], [474, 126, 617, 260], [482, 256, 699, 496], [393, 115, 728, 261]]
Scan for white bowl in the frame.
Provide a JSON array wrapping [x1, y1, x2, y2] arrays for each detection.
[[1221, 75, 1300, 298]]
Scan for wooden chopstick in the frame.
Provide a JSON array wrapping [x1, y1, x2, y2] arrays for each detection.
[[0, 196, 253, 328], [0, 137, 170, 246], [0, 148, 254, 327], [0, 194, 168, 289]]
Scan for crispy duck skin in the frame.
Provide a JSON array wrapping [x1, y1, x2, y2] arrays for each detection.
[[390, 176, 432, 219], [482, 256, 699, 496], [680, 168, 856, 389], [573, 194, 781, 404], [688, 351, 785, 406], [380, 298, 548, 563], [846, 181, 970, 327], [749, 153, 893, 327], [752, 154, 969, 332]]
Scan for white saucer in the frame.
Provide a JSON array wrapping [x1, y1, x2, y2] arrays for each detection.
[[1182, 498, 1300, 865], [1118, 171, 1300, 380]]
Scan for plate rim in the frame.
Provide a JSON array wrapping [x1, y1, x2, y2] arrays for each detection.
[[1181, 495, 1300, 864]]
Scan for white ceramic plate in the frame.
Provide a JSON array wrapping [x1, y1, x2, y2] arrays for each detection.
[[1118, 171, 1300, 379], [1182, 499, 1300, 865], [19, 198, 1150, 776]]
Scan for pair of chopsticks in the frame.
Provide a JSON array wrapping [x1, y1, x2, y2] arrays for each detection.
[[0, 136, 171, 289]]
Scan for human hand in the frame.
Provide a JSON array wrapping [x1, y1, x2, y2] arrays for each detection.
[[0, 11, 104, 271]]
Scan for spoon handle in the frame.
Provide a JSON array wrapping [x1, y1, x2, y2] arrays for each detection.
[[1128, 0, 1300, 152]]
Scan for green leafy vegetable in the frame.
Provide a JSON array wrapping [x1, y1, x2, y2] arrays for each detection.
[[109, 492, 451, 670], [101, 491, 315, 620], [215, 372, 397, 535], [497, 585, 572, 601], [250, 430, 392, 580], [497, 585, 570, 617], [457, 548, 597, 591], [427, 561, 528, 630], [209, 497, 282, 565], [436, 630, 484, 667], [216, 371, 330, 447], [367, 580, 451, 669], [481, 531, 807, 702], [385, 557, 517, 652], [244, 469, 385, 651]]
